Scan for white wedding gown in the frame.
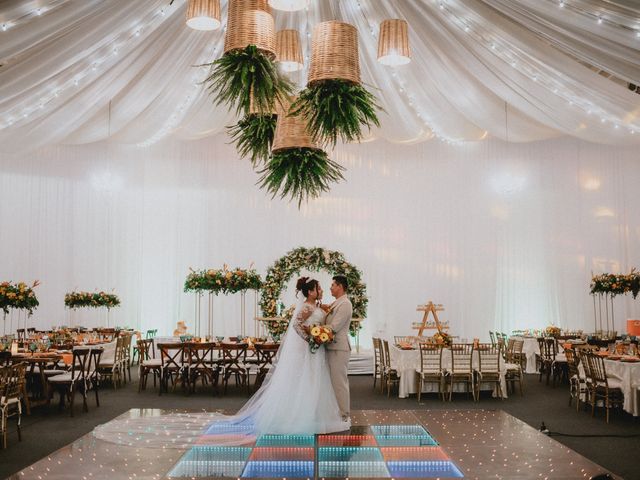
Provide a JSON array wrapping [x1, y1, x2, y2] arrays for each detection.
[[228, 302, 345, 434]]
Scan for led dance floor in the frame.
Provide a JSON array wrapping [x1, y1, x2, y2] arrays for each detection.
[[10, 409, 617, 480]]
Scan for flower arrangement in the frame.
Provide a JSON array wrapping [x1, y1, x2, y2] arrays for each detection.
[[433, 330, 452, 347], [545, 325, 561, 337], [0, 280, 40, 315], [303, 324, 335, 353], [64, 291, 120, 309], [259, 247, 368, 337], [590, 269, 640, 298], [184, 266, 262, 294]]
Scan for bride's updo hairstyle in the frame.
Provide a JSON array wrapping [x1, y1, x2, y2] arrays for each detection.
[[296, 276, 319, 298]]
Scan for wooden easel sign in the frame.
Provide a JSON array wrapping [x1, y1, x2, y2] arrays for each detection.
[[412, 301, 447, 336]]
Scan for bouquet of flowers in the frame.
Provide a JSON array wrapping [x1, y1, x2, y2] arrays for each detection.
[[545, 325, 561, 337], [303, 324, 335, 353], [433, 330, 452, 347], [184, 265, 262, 294]]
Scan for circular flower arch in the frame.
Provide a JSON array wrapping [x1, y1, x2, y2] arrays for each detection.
[[260, 247, 368, 336]]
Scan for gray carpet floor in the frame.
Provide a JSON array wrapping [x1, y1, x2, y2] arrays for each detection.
[[1, 372, 639, 479]]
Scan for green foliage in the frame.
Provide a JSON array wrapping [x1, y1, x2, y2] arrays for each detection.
[[292, 79, 381, 147], [203, 45, 293, 116], [257, 148, 345, 207], [64, 291, 120, 310], [184, 268, 262, 294], [227, 113, 277, 166]]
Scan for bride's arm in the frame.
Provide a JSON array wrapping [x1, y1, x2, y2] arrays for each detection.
[[293, 305, 313, 341]]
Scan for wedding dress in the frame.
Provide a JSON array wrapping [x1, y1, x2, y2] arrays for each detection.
[[93, 301, 345, 447], [228, 301, 345, 434]]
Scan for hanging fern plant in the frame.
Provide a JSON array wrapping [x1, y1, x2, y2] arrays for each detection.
[[203, 45, 293, 116], [257, 148, 345, 207], [291, 79, 381, 148], [227, 113, 277, 166]]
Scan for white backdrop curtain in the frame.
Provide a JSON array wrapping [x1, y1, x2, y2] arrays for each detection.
[[1, 0, 639, 152], [1, 135, 639, 343]]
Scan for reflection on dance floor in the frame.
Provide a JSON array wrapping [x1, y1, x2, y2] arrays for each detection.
[[9, 409, 617, 479]]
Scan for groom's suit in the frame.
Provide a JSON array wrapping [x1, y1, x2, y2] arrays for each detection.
[[325, 294, 353, 420]]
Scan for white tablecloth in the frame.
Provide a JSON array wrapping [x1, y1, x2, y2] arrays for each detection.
[[604, 359, 640, 416], [390, 345, 508, 399]]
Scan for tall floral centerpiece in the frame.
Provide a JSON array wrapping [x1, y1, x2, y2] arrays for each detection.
[[64, 290, 120, 328], [590, 269, 640, 336], [0, 280, 40, 334]]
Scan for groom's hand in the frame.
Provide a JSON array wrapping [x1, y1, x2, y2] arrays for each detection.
[[320, 303, 331, 313]]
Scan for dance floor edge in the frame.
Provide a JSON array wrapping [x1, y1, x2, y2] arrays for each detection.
[[9, 409, 617, 480]]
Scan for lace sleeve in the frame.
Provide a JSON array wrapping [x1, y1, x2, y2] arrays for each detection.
[[293, 305, 313, 341]]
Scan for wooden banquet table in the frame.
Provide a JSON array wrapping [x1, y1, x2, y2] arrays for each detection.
[[389, 344, 508, 399]]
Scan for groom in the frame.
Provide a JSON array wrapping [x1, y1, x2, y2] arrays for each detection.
[[323, 275, 353, 426]]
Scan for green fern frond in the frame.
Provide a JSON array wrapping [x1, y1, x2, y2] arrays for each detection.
[[227, 114, 277, 166]]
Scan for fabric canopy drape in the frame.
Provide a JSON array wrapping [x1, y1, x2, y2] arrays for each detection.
[[0, 0, 639, 154], [1, 134, 639, 342]]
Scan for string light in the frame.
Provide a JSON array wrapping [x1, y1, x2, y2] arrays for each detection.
[[1, 1, 178, 131]]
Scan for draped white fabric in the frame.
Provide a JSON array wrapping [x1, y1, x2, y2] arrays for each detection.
[[1, 0, 639, 153], [1, 135, 639, 342]]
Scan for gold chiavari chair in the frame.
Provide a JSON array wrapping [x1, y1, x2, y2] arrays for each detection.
[[504, 339, 524, 396], [416, 343, 445, 402], [584, 352, 624, 423], [381, 339, 399, 397], [475, 343, 503, 400], [448, 344, 474, 401], [1, 362, 26, 448], [372, 337, 382, 391], [564, 348, 586, 412]]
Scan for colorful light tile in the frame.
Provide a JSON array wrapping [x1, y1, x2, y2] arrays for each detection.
[[181, 446, 252, 462], [319, 447, 384, 462], [318, 460, 390, 478], [380, 446, 450, 461], [387, 460, 464, 478], [371, 425, 430, 437], [318, 434, 377, 447], [241, 460, 314, 478], [249, 447, 315, 461], [255, 434, 315, 447], [374, 434, 437, 447], [167, 460, 246, 478]]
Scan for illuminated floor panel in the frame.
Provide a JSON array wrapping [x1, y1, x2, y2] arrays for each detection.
[[387, 461, 464, 478], [318, 460, 390, 478], [241, 460, 314, 478]]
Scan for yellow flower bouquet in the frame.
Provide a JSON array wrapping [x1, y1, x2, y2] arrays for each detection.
[[303, 324, 335, 353]]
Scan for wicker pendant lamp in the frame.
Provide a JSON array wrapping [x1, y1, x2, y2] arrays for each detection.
[[272, 97, 318, 152], [224, 0, 275, 56], [186, 0, 221, 31], [268, 0, 309, 11], [276, 30, 304, 72], [377, 19, 411, 66], [308, 21, 360, 85]]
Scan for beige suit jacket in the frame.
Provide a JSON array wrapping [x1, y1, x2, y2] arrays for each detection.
[[325, 295, 353, 351]]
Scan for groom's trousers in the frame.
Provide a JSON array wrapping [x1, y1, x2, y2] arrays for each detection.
[[327, 350, 350, 419]]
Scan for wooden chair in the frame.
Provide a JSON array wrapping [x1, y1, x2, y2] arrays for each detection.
[[185, 342, 218, 394], [504, 339, 524, 396], [220, 343, 251, 395], [537, 337, 560, 385], [47, 348, 91, 417], [447, 344, 474, 401], [158, 343, 185, 395], [475, 344, 503, 400], [489, 331, 496, 346], [372, 337, 383, 391], [416, 343, 445, 402], [253, 343, 279, 390], [1, 362, 26, 448], [565, 348, 586, 412], [98, 335, 124, 388], [137, 339, 161, 392], [584, 352, 624, 423], [381, 339, 399, 397], [120, 334, 133, 383]]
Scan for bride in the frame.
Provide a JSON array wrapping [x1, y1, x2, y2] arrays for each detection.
[[216, 276, 347, 435]]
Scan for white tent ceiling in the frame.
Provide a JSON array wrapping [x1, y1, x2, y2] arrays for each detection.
[[1, 0, 639, 154]]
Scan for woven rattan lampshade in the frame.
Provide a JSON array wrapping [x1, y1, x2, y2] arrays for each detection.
[[272, 97, 319, 152], [224, 0, 275, 56], [186, 0, 221, 31], [276, 30, 303, 72], [308, 21, 360, 85], [268, 0, 309, 11], [377, 19, 411, 66]]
